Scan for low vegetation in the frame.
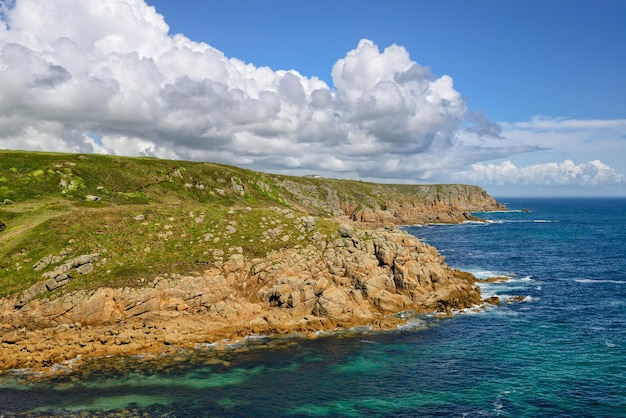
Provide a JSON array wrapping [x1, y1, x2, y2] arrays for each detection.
[[0, 150, 493, 299], [0, 151, 340, 297]]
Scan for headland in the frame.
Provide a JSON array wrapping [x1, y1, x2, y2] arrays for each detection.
[[0, 150, 505, 372]]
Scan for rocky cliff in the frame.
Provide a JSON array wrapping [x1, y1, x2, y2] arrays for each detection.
[[280, 180, 505, 224], [0, 151, 504, 372], [0, 223, 484, 371]]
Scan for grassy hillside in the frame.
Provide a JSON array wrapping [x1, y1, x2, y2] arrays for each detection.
[[0, 150, 496, 298]]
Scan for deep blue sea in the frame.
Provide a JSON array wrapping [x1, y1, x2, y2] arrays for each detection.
[[1, 197, 625, 417]]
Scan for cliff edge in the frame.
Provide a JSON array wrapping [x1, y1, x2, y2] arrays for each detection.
[[0, 151, 504, 372]]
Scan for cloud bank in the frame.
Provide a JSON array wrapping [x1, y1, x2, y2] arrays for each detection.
[[0, 0, 624, 193], [462, 159, 625, 187]]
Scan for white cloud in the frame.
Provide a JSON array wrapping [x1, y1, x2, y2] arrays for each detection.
[[0, 0, 624, 195], [460, 117, 626, 165], [461, 159, 625, 187], [0, 1, 471, 179], [452, 116, 626, 192]]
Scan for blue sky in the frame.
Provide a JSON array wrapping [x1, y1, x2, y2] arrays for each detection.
[[1, 0, 625, 196], [150, 0, 626, 122]]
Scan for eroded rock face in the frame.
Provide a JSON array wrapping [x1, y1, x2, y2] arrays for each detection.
[[0, 226, 482, 372], [280, 180, 506, 224]]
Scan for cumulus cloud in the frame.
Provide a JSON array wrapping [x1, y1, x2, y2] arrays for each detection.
[[461, 159, 625, 187], [0, 0, 476, 178], [0, 0, 624, 192], [453, 116, 626, 190]]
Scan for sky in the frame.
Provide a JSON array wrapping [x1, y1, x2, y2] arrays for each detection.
[[0, 0, 625, 197]]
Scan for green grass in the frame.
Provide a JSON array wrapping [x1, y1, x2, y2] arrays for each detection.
[[0, 201, 336, 298], [0, 150, 489, 298]]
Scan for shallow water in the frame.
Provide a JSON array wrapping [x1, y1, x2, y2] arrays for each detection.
[[1, 197, 625, 417]]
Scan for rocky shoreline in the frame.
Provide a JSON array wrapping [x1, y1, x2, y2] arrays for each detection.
[[1, 223, 484, 373], [0, 153, 508, 375]]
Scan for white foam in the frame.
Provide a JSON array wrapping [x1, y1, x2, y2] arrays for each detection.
[[466, 268, 502, 278], [244, 333, 269, 341], [462, 220, 488, 225], [574, 279, 625, 284], [397, 321, 429, 331], [495, 294, 536, 303]]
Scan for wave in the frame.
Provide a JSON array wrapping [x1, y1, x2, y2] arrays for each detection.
[[483, 219, 559, 224], [409, 218, 559, 226], [464, 268, 521, 280], [574, 279, 625, 284]]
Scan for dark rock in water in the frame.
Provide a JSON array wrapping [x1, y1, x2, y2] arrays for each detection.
[[484, 296, 501, 306], [507, 295, 526, 304], [521, 208, 531, 213]]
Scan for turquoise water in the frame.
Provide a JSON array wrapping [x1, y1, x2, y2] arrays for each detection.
[[1, 197, 625, 417]]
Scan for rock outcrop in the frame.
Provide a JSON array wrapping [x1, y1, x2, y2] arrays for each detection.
[[0, 151, 507, 373], [280, 181, 505, 225], [0, 225, 482, 372]]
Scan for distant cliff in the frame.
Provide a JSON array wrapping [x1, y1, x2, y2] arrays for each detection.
[[279, 179, 505, 224]]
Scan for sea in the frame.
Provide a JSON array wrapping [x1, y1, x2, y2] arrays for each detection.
[[1, 197, 625, 417]]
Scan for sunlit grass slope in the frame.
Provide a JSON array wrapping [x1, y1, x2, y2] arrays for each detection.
[[0, 150, 489, 298]]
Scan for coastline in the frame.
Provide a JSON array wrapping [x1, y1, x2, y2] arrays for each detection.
[[4, 198, 624, 417], [1, 224, 484, 374], [0, 152, 508, 375]]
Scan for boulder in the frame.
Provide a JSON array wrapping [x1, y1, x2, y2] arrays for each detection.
[[484, 296, 501, 306], [45, 279, 61, 291], [375, 291, 407, 312], [338, 223, 355, 238], [33, 255, 62, 271], [76, 263, 94, 275], [16, 282, 48, 307], [375, 241, 397, 266], [315, 288, 349, 318], [301, 216, 317, 232]]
